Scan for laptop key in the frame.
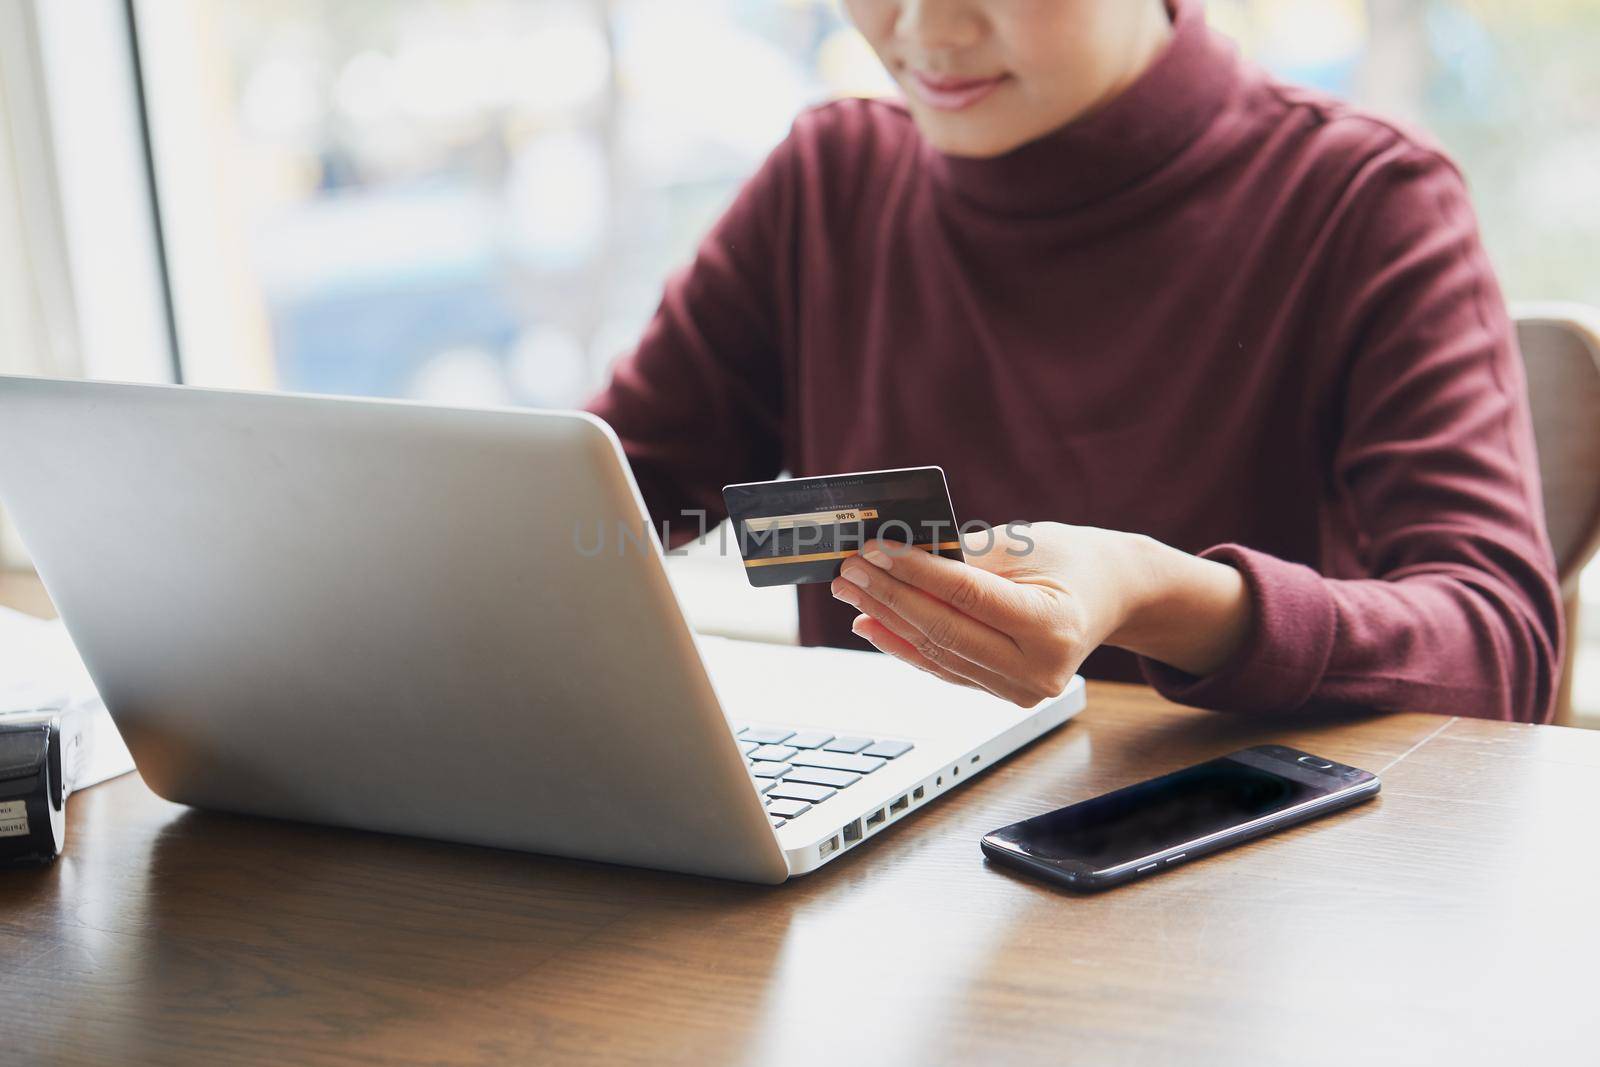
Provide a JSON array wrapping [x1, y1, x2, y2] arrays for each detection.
[[766, 798, 811, 819], [791, 750, 887, 774], [767, 781, 836, 804], [755, 778, 780, 794], [822, 736, 873, 753], [861, 740, 914, 760], [750, 760, 792, 778], [742, 727, 796, 745], [738, 740, 760, 755], [785, 731, 835, 750], [749, 744, 800, 762], [769, 816, 787, 828], [783, 766, 860, 789]]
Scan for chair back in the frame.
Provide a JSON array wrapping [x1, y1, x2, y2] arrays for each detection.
[[1517, 304, 1600, 725], [1517, 305, 1600, 596]]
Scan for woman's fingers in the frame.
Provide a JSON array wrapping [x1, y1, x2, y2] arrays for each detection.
[[838, 555, 1024, 668], [834, 576, 1042, 705], [855, 539, 1031, 632]]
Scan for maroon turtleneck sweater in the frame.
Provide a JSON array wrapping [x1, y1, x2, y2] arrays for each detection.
[[587, 0, 1563, 722]]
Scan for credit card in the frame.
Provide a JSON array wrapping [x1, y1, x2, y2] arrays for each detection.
[[722, 467, 963, 587]]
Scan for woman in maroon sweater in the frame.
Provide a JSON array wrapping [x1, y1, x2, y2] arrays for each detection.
[[586, 0, 1563, 722]]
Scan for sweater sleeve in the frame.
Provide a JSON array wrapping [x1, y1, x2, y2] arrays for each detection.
[[584, 133, 796, 547], [1141, 142, 1564, 722]]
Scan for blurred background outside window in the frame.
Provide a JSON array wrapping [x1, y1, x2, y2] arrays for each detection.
[[135, 0, 895, 400]]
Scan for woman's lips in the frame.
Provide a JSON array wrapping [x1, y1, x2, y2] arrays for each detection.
[[908, 71, 1009, 112]]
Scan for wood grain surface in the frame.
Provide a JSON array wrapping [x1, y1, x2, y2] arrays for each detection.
[[3, 575, 1597, 1066]]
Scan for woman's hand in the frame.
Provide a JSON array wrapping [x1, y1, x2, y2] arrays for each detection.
[[831, 522, 1253, 707]]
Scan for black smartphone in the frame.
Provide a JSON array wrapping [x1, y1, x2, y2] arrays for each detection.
[[980, 744, 1379, 891]]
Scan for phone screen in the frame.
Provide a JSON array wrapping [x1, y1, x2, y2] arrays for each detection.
[[985, 742, 1388, 883], [996, 756, 1324, 871]]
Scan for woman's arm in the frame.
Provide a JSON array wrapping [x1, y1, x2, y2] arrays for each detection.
[[840, 145, 1563, 722]]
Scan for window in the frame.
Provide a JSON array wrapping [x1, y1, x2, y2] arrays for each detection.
[[0, 0, 174, 566], [133, 0, 889, 403]]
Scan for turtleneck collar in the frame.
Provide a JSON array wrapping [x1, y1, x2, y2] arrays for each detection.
[[924, 0, 1240, 217]]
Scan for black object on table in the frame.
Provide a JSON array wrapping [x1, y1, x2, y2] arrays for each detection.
[[0, 715, 66, 865]]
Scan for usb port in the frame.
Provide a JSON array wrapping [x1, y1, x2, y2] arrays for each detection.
[[866, 808, 886, 829], [890, 795, 909, 815]]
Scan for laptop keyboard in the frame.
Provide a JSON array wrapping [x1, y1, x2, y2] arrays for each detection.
[[733, 725, 916, 827]]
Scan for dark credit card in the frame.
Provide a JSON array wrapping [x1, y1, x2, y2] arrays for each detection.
[[722, 467, 963, 587]]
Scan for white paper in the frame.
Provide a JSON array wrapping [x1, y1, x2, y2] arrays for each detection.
[[0, 606, 135, 792]]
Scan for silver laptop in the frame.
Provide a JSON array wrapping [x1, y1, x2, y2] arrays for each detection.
[[0, 376, 1084, 882]]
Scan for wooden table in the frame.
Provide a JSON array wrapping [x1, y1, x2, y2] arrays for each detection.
[[3, 577, 1598, 1066]]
